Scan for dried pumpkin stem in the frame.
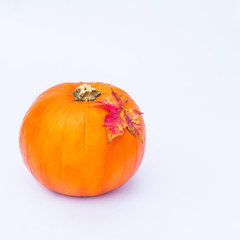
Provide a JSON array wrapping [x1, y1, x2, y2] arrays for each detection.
[[73, 84, 101, 101]]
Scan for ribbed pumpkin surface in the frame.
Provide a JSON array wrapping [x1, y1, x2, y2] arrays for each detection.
[[19, 82, 146, 196]]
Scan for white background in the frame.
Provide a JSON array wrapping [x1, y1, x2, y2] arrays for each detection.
[[1, 1, 240, 239]]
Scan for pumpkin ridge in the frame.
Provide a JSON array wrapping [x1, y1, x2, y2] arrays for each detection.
[[40, 101, 70, 189], [131, 139, 139, 178], [25, 96, 60, 184], [59, 102, 75, 192], [97, 106, 109, 192], [118, 143, 126, 187], [80, 102, 88, 195]]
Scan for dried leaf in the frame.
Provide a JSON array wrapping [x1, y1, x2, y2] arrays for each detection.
[[97, 89, 143, 143]]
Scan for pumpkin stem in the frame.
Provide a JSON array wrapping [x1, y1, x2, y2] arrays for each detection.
[[73, 84, 101, 101]]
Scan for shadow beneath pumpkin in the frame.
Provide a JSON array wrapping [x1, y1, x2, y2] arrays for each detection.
[[45, 175, 141, 200]]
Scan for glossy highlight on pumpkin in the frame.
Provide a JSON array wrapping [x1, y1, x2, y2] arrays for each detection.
[[19, 82, 146, 196]]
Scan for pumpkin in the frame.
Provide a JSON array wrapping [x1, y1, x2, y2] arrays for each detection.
[[19, 82, 146, 196]]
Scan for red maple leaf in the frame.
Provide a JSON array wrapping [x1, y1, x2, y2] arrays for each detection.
[[97, 89, 143, 143]]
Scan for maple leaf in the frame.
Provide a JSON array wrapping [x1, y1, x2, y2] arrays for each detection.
[[97, 89, 143, 143]]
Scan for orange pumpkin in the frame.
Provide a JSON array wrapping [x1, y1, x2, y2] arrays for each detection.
[[19, 82, 146, 196]]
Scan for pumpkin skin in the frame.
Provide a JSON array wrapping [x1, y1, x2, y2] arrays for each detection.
[[19, 82, 146, 196]]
